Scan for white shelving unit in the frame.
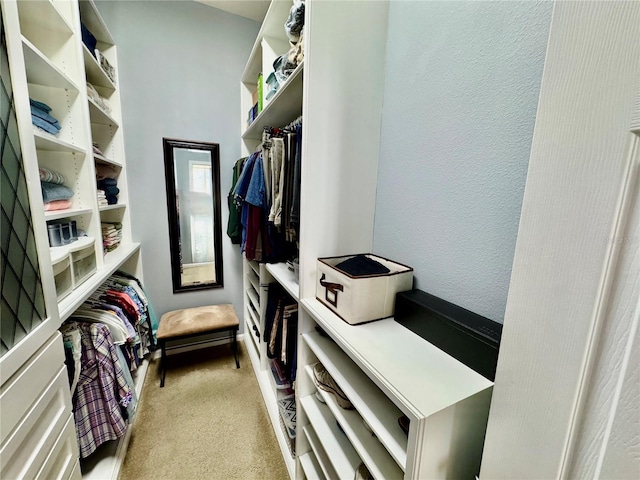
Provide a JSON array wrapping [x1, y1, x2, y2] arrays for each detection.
[[1, 1, 146, 479], [239, 1, 496, 479]]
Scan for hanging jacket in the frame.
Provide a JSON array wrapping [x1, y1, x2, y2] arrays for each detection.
[[227, 157, 246, 244]]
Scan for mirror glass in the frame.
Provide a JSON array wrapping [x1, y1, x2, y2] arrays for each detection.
[[163, 138, 223, 292]]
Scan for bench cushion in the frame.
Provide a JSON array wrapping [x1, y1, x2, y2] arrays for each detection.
[[157, 304, 239, 340]]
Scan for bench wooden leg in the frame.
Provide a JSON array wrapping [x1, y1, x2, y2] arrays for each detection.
[[160, 339, 167, 387], [233, 328, 240, 368]]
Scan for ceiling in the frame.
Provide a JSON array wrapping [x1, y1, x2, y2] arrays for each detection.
[[196, 0, 270, 22]]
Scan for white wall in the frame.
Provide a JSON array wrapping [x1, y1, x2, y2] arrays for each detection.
[[373, 0, 553, 322], [96, 1, 259, 320]]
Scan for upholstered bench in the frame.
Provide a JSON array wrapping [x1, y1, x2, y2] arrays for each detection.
[[157, 304, 240, 387]]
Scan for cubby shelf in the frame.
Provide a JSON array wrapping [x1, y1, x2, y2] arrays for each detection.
[[88, 97, 118, 126], [265, 262, 299, 301], [58, 242, 140, 322], [17, 0, 75, 37], [300, 394, 361, 479], [22, 37, 80, 91], [242, 62, 304, 140], [302, 332, 408, 470], [34, 128, 86, 154], [99, 203, 125, 212], [83, 45, 116, 90], [44, 207, 93, 221]]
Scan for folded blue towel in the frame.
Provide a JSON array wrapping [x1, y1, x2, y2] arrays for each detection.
[[32, 115, 60, 135], [103, 186, 119, 195], [30, 105, 60, 128], [41, 181, 74, 202], [29, 98, 52, 112], [98, 178, 118, 187]]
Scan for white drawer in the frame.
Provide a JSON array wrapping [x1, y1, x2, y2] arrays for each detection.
[[1, 332, 66, 444], [36, 415, 79, 480], [0, 366, 74, 480]]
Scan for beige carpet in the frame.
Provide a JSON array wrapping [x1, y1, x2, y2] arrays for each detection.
[[118, 341, 289, 480]]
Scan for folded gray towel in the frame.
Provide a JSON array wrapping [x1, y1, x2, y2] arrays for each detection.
[[41, 181, 74, 203]]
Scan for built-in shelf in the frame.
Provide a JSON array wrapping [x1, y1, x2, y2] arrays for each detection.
[[246, 287, 260, 312], [82, 45, 116, 90], [242, 63, 304, 140], [304, 364, 404, 479], [303, 426, 335, 480], [44, 207, 93, 221], [102, 242, 139, 267], [49, 236, 95, 261], [79, 0, 115, 45], [299, 451, 323, 480], [34, 128, 86, 155], [99, 204, 125, 212], [301, 298, 494, 418], [240, 0, 294, 83], [22, 37, 80, 91], [17, 1, 75, 37], [303, 332, 408, 468], [265, 262, 299, 301], [93, 152, 121, 167], [58, 242, 140, 321], [247, 271, 260, 293], [88, 98, 118, 126], [300, 394, 361, 478]]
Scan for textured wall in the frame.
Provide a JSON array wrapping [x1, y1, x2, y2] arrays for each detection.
[[373, 0, 553, 322], [96, 1, 259, 319]]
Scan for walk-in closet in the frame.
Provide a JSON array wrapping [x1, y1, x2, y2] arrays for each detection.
[[2, 1, 639, 479]]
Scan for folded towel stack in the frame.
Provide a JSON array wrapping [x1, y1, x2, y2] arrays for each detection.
[[101, 222, 122, 254], [95, 161, 118, 180], [39, 166, 65, 184], [40, 166, 73, 211], [87, 83, 111, 114], [97, 177, 119, 205], [30, 99, 61, 136], [97, 189, 108, 206]]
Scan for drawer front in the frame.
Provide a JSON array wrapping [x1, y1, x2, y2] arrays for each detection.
[[1, 332, 66, 444], [36, 415, 79, 480], [0, 366, 74, 480]]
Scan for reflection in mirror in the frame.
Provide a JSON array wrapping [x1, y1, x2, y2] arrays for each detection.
[[163, 138, 223, 292]]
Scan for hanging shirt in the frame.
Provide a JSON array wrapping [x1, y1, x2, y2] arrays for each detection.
[[74, 323, 132, 458]]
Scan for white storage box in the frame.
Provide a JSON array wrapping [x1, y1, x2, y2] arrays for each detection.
[[70, 237, 96, 288], [316, 254, 413, 325], [51, 251, 73, 302]]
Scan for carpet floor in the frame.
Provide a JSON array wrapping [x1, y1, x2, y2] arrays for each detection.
[[118, 341, 289, 480]]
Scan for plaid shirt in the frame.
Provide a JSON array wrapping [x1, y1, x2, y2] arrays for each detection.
[[74, 323, 133, 458]]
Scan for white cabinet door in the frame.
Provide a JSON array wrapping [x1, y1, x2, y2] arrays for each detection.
[[480, 2, 640, 478]]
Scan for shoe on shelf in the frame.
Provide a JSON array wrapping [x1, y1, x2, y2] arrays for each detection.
[[354, 462, 374, 480], [315, 390, 326, 404], [312, 363, 354, 409], [398, 414, 410, 435], [363, 418, 376, 438]]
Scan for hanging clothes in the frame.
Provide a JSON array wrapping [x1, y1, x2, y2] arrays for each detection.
[[264, 282, 298, 384], [61, 271, 155, 459], [73, 322, 132, 458], [233, 119, 302, 264], [227, 157, 246, 244]]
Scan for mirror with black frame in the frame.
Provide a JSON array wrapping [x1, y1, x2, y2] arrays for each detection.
[[163, 138, 223, 292]]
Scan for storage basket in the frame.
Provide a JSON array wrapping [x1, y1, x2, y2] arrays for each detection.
[[316, 254, 413, 325], [70, 240, 96, 287], [51, 254, 73, 301]]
